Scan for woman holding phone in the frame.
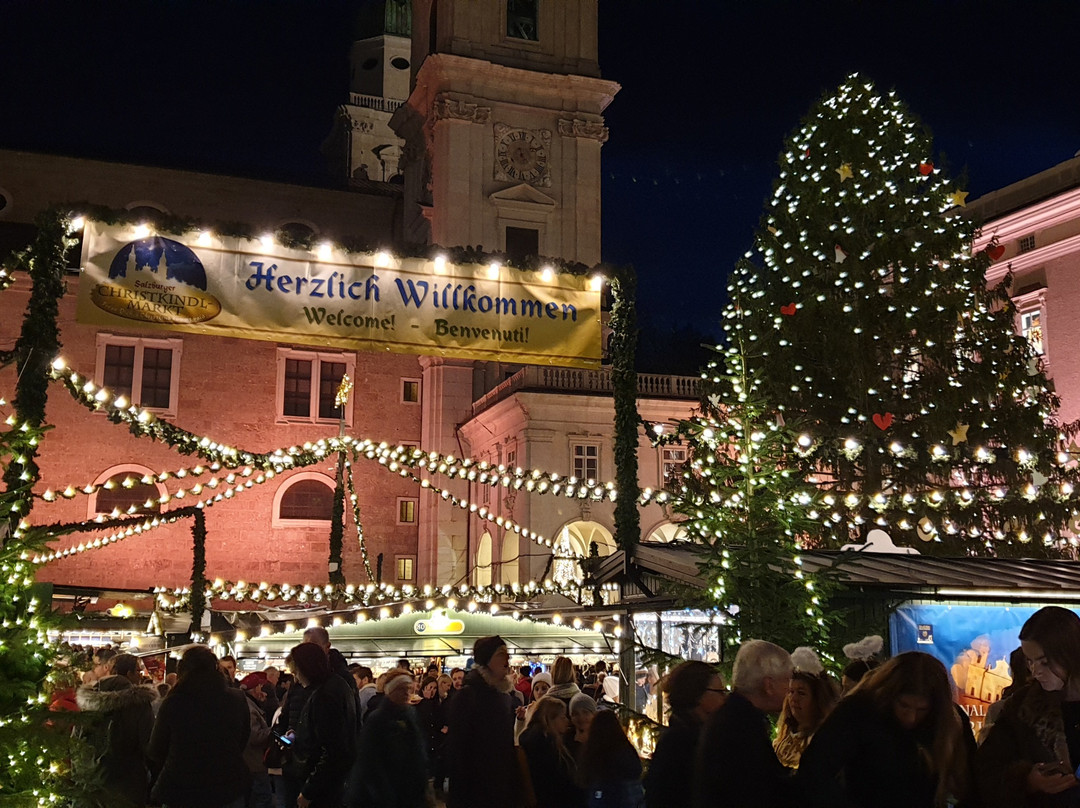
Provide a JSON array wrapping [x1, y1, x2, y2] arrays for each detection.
[[978, 606, 1080, 807]]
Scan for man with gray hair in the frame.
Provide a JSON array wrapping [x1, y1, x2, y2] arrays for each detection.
[[694, 639, 798, 807]]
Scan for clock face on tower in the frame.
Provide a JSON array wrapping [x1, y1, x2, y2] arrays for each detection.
[[494, 124, 551, 186]]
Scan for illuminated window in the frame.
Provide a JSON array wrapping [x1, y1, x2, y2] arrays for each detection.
[[401, 378, 421, 403], [571, 443, 599, 481], [398, 498, 418, 524], [278, 478, 335, 522], [1021, 309, 1044, 355], [95, 335, 182, 415], [397, 556, 415, 581], [661, 446, 687, 490], [276, 348, 354, 424]]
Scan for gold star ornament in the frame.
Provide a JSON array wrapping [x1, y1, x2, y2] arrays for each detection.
[[948, 190, 969, 208], [836, 163, 854, 182], [947, 423, 969, 445]]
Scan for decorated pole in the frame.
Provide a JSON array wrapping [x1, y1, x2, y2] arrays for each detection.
[[609, 265, 641, 711], [329, 375, 353, 586], [190, 509, 207, 637]]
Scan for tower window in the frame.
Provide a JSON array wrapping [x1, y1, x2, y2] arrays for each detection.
[[507, 0, 539, 41], [390, 56, 410, 70], [505, 227, 539, 263]]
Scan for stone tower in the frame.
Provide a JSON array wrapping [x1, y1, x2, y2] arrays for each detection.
[[322, 0, 412, 184], [389, 0, 619, 583]]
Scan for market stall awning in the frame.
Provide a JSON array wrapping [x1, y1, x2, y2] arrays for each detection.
[[234, 608, 616, 660]]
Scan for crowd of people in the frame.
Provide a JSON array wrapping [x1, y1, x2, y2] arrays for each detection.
[[63, 605, 1080, 807]]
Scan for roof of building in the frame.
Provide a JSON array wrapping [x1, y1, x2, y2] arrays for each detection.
[[969, 152, 1080, 222], [594, 542, 1080, 603]]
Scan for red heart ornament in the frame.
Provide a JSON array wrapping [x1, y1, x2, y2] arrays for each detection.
[[780, 303, 797, 316], [872, 412, 894, 430], [987, 244, 1006, 261], [919, 162, 934, 175]]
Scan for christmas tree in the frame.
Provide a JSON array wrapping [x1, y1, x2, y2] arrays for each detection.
[[663, 319, 833, 652], [726, 75, 1078, 555]]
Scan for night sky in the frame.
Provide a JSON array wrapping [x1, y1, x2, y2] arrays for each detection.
[[2, 0, 1079, 337]]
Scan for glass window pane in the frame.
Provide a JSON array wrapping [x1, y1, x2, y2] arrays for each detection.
[[103, 345, 135, 397], [140, 348, 172, 409], [279, 479, 334, 520], [95, 473, 161, 516], [284, 358, 312, 417], [318, 361, 346, 420]]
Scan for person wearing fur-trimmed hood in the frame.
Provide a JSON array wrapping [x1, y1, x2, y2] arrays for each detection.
[[446, 635, 522, 808], [76, 653, 156, 807]]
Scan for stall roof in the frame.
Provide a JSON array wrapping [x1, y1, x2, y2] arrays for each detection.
[[236, 608, 616, 659], [594, 543, 1080, 602]]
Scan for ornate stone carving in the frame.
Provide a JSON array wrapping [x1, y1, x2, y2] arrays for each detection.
[[557, 118, 609, 143], [432, 94, 492, 125]]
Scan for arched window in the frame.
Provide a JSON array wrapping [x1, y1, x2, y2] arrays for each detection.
[[89, 466, 165, 519], [644, 522, 689, 544], [273, 474, 335, 526], [476, 531, 493, 587]]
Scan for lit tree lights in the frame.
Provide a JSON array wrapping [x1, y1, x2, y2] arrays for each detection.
[[727, 75, 1079, 555], [664, 312, 835, 652]]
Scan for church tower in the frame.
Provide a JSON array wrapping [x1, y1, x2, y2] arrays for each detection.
[[391, 0, 618, 265], [390, 0, 619, 583], [322, 0, 412, 183]]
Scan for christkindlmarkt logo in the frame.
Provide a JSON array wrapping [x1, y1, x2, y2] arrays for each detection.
[[91, 236, 222, 324]]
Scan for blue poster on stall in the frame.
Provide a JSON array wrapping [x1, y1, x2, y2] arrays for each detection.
[[889, 603, 1079, 736]]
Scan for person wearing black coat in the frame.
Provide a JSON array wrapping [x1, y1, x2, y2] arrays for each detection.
[[694, 640, 797, 808], [147, 645, 251, 808], [519, 696, 586, 808], [354, 670, 430, 808], [446, 636, 521, 808], [643, 661, 726, 808], [797, 651, 976, 808], [76, 670, 156, 807], [288, 642, 357, 808]]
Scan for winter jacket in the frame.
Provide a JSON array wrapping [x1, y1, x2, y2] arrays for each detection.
[[76, 676, 155, 807], [798, 691, 977, 808], [582, 744, 644, 808], [694, 692, 797, 808], [446, 666, 521, 808], [548, 681, 582, 712], [978, 681, 1080, 808], [147, 674, 250, 808], [354, 700, 429, 808], [416, 695, 447, 773], [519, 723, 587, 808], [292, 673, 357, 807], [243, 690, 273, 773], [643, 711, 702, 808]]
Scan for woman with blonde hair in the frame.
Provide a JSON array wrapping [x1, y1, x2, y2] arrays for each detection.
[[797, 651, 974, 807], [548, 656, 581, 711], [772, 648, 839, 769], [519, 696, 586, 807]]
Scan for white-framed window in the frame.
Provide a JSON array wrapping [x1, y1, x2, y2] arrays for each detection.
[[661, 446, 688, 490], [401, 378, 421, 404], [95, 334, 183, 417], [571, 442, 600, 482], [1021, 309, 1044, 356], [396, 555, 416, 582], [397, 497, 418, 524], [88, 464, 166, 520], [272, 473, 336, 527], [276, 348, 355, 424], [1013, 287, 1048, 363]]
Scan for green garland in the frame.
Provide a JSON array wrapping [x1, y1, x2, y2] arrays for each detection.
[[190, 509, 207, 635], [329, 453, 346, 585], [345, 449, 375, 581], [609, 265, 641, 552], [67, 203, 596, 277], [1, 209, 70, 509]]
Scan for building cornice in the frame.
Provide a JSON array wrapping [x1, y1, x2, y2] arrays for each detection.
[[985, 230, 1080, 284]]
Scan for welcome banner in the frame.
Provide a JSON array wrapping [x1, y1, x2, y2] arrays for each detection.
[[76, 222, 603, 368]]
